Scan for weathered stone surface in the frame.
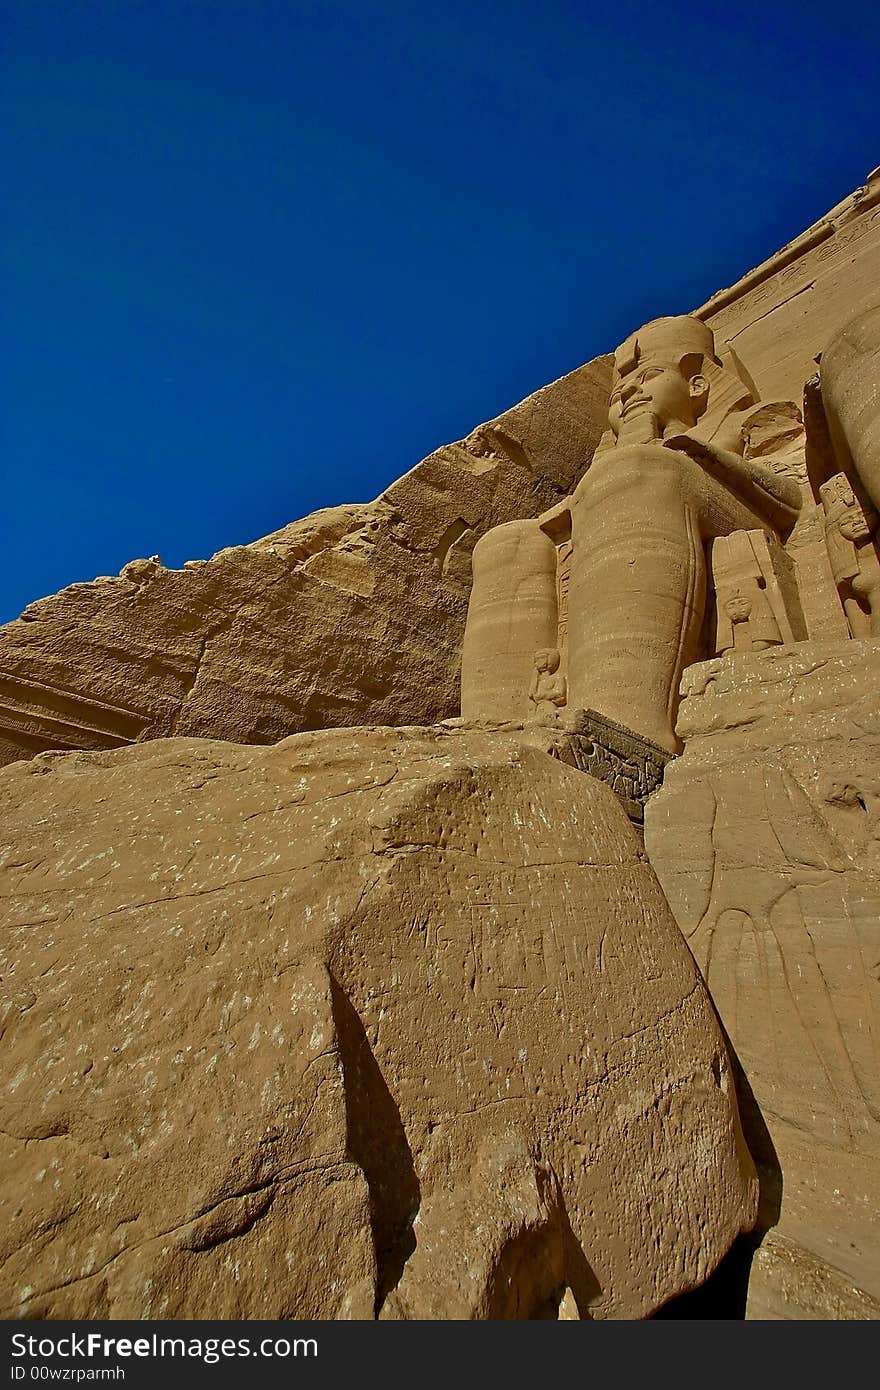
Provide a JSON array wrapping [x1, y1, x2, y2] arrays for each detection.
[[456, 281, 880, 1314], [644, 641, 880, 1318], [426, 714, 669, 823], [747, 1232, 880, 1321], [455, 268, 880, 1318], [0, 359, 612, 769], [694, 167, 880, 403], [0, 725, 756, 1319]]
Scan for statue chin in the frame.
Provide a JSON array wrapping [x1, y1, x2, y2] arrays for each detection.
[[614, 408, 662, 446]]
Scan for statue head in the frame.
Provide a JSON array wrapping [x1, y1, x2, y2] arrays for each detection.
[[534, 648, 560, 674], [820, 473, 874, 543], [839, 509, 872, 543], [722, 587, 753, 624], [608, 316, 720, 442]]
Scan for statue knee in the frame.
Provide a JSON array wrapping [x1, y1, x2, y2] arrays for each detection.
[[470, 519, 545, 581]]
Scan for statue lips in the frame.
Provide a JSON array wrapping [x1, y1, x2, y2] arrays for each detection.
[[621, 395, 653, 417]]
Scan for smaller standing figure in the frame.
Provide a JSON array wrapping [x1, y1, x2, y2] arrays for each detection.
[[820, 473, 880, 638], [528, 649, 567, 718], [716, 583, 782, 654], [711, 531, 790, 656]]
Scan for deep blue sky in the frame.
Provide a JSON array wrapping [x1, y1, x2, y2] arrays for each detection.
[[3, 0, 878, 622]]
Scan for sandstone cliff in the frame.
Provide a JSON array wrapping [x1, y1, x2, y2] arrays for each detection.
[[0, 359, 611, 768]]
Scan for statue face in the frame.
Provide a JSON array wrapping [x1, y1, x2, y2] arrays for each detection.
[[838, 506, 871, 542], [821, 474, 875, 541], [535, 648, 559, 673], [723, 589, 752, 623], [608, 357, 707, 438]]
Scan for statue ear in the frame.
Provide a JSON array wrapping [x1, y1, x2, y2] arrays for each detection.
[[689, 373, 709, 400], [689, 373, 710, 416]]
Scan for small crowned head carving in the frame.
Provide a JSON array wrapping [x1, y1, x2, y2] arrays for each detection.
[[722, 588, 753, 623], [820, 473, 875, 543], [608, 316, 720, 441], [534, 648, 560, 674], [840, 510, 872, 543]]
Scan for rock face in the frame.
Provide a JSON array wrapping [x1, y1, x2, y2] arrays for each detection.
[[645, 642, 880, 1318], [0, 358, 611, 769], [0, 725, 756, 1319], [694, 167, 880, 402]]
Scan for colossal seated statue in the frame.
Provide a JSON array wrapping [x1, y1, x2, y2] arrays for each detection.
[[461, 315, 802, 752]]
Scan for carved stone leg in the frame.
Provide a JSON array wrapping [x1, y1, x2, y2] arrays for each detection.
[[460, 520, 558, 722], [567, 447, 775, 752], [567, 448, 707, 753], [822, 300, 880, 514]]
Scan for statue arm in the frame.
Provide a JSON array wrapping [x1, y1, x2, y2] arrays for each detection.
[[663, 434, 801, 535]]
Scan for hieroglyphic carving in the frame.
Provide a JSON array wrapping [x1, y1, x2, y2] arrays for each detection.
[[555, 539, 573, 656], [548, 709, 670, 822], [695, 170, 880, 340]]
